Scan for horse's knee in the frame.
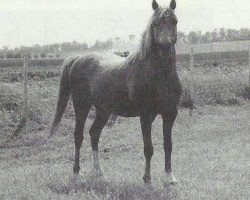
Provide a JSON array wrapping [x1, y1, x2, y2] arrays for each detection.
[[74, 133, 84, 148], [89, 130, 101, 151]]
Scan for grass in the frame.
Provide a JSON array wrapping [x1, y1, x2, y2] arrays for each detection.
[[0, 58, 64, 68], [0, 60, 249, 199], [179, 65, 249, 106], [0, 104, 249, 199]]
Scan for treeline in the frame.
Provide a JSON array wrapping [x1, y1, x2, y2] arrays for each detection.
[[0, 39, 113, 59], [0, 28, 249, 59], [178, 28, 250, 44]]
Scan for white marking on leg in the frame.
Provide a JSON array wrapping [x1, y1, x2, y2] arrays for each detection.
[[92, 151, 100, 169], [163, 172, 177, 186], [91, 151, 103, 178], [67, 173, 81, 193]]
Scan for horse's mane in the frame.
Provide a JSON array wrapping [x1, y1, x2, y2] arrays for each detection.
[[125, 7, 177, 68], [125, 15, 155, 67]]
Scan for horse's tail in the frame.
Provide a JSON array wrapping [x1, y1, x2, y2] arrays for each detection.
[[49, 56, 78, 138]]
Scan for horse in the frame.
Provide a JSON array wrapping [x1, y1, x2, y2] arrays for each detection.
[[50, 0, 182, 186]]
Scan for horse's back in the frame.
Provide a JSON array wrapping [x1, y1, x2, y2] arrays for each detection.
[[73, 52, 125, 69], [68, 52, 127, 93], [69, 53, 125, 83]]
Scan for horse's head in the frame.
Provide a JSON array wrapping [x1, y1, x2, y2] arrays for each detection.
[[151, 0, 178, 48]]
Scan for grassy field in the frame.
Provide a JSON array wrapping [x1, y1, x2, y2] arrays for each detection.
[[175, 40, 250, 55], [0, 103, 249, 200], [0, 56, 249, 199]]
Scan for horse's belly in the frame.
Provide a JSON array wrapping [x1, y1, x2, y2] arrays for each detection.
[[93, 89, 150, 117], [99, 97, 142, 117], [112, 101, 142, 117]]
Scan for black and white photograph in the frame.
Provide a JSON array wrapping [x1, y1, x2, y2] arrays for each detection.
[[0, 0, 249, 199]]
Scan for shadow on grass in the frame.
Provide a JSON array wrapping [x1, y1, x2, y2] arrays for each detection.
[[47, 176, 179, 200]]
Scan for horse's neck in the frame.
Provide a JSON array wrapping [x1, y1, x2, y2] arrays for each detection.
[[126, 43, 177, 77], [126, 46, 177, 100], [145, 45, 177, 76]]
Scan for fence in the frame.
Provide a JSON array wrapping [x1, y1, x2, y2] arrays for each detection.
[[1, 46, 250, 139], [184, 45, 249, 115]]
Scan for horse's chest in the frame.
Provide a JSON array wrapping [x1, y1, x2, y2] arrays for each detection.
[[155, 79, 182, 110]]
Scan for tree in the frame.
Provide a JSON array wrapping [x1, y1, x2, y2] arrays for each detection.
[[61, 42, 72, 52], [32, 44, 42, 54], [226, 29, 234, 41], [6, 51, 15, 59], [239, 28, 250, 40], [211, 29, 218, 42], [13, 53, 22, 59], [177, 31, 187, 43], [81, 42, 88, 50], [219, 28, 226, 41], [200, 34, 208, 43], [91, 40, 102, 50], [187, 31, 199, 44], [205, 32, 212, 43], [90, 39, 113, 50], [19, 46, 31, 55], [102, 39, 113, 49], [40, 53, 47, 58], [71, 41, 81, 51]]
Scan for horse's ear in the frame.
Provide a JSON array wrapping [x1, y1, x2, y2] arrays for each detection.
[[170, 0, 176, 10], [152, 0, 158, 10]]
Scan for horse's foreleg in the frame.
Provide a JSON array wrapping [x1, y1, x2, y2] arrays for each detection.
[[89, 110, 109, 178], [162, 107, 178, 186], [140, 114, 156, 185]]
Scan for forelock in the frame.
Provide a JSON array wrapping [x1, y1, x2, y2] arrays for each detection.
[[155, 8, 177, 22]]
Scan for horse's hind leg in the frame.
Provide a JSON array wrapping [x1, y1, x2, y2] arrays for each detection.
[[89, 108, 109, 178], [71, 91, 91, 174]]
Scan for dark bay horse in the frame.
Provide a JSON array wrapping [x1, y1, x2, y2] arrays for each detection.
[[50, 0, 182, 186]]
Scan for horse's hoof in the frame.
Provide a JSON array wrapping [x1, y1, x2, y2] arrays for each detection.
[[143, 174, 151, 185], [163, 172, 177, 187], [90, 168, 103, 179], [163, 180, 178, 187], [67, 174, 82, 193], [145, 181, 153, 190]]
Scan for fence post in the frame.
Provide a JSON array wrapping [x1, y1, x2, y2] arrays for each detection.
[[189, 46, 194, 116], [23, 56, 28, 120], [249, 46, 250, 88], [11, 55, 28, 139]]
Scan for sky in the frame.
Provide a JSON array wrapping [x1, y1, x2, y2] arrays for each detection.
[[0, 0, 249, 48]]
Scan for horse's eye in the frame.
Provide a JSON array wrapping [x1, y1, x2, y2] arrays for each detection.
[[172, 19, 177, 26]]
